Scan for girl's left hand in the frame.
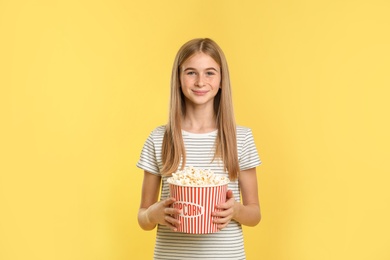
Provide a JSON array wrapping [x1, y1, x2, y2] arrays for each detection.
[[212, 190, 237, 230]]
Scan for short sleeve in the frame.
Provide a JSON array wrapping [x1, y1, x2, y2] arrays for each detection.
[[136, 128, 163, 175], [238, 127, 261, 171]]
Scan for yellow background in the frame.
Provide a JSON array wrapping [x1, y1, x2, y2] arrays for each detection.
[[1, 0, 389, 259]]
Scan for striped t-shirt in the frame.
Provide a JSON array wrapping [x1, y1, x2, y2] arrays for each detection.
[[137, 125, 261, 260]]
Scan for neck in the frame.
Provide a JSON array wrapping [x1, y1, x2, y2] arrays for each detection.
[[182, 106, 217, 133]]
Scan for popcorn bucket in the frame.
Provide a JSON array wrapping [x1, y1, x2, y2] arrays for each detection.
[[169, 183, 228, 234]]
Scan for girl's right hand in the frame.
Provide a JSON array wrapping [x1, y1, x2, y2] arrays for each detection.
[[146, 197, 182, 232]]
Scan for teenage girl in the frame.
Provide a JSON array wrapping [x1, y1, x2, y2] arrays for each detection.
[[137, 38, 261, 260]]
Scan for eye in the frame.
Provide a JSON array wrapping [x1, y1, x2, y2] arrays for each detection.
[[186, 71, 196, 75], [206, 71, 216, 76]]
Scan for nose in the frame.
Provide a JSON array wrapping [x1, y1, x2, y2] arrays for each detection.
[[195, 75, 206, 87]]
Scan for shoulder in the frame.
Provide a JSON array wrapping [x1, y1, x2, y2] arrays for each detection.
[[142, 125, 166, 146], [152, 125, 166, 135], [236, 125, 257, 145], [148, 125, 166, 138], [236, 125, 253, 136]]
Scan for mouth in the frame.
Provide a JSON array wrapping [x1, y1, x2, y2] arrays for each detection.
[[192, 90, 209, 96]]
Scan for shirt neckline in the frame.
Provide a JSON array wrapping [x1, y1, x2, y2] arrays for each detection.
[[181, 129, 218, 136]]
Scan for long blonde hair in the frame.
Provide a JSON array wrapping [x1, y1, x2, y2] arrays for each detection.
[[161, 38, 239, 180]]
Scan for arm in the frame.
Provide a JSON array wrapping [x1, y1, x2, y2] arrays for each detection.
[[138, 171, 182, 231], [213, 167, 261, 228], [234, 167, 261, 226]]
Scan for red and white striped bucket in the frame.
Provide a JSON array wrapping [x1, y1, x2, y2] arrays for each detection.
[[169, 183, 228, 234]]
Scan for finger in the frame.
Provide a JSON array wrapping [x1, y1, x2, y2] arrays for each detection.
[[163, 197, 176, 206], [212, 208, 226, 217], [215, 217, 231, 229], [226, 190, 234, 199], [164, 221, 178, 232], [214, 213, 232, 222], [213, 208, 233, 218], [164, 216, 181, 231], [165, 215, 181, 226], [217, 222, 229, 230], [215, 199, 234, 210], [165, 207, 181, 216]]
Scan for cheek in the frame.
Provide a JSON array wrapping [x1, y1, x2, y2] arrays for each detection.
[[181, 77, 194, 87], [212, 77, 221, 87], [179, 77, 186, 88]]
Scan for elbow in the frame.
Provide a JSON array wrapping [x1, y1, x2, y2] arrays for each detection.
[[249, 214, 261, 227], [255, 212, 262, 226], [256, 210, 262, 225], [138, 218, 154, 231], [249, 210, 262, 227], [237, 204, 261, 227], [138, 219, 156, 231], [139, 223, 156, 231], [138, 210, 156, 231]]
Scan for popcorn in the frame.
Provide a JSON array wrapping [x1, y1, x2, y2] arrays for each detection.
[[168, 166, 229, 233], [167, 166, 229, 186]]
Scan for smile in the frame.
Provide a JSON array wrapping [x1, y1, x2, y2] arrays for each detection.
[[192, 90, 209, 95]]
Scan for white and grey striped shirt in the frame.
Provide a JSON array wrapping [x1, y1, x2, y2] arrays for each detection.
[[137, 125, 261, 260]]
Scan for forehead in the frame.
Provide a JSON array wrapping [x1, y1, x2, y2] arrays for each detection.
[[181, 52, 220, 69]]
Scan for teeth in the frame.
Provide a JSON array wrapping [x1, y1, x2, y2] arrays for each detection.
[[168, 166, 229, 186]]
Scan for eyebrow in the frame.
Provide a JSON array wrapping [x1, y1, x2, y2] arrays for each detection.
[[183, 67, 219, 72]]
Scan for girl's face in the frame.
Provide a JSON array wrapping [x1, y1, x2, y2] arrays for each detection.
[[180, 52, 221, 109]]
